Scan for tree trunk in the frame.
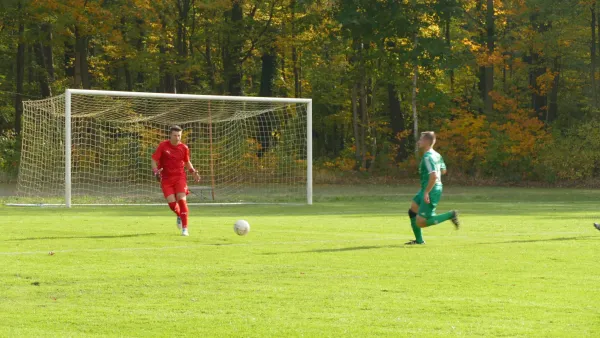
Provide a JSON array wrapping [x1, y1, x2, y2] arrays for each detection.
[[291, 0, 301, 98], [351, 84, 361, 163], [597, 5, 600, 72], [64, 41, 74, 78], [259, 49, 277, 97], [125, 66, 133, 91], [256, 49, 277, 157], [205, 24, 216, 91], [223, 0, 244, 96], [135, 18, 145, 89], [529, 15, 549, 116], [592, 4, 598, 106], [119, 16, 133, 92], [34, 43, 51, 98], [484, 0, 494, 113], [41, 23, 54, 82], [79, 35, 91, 89], [359, 79, 368, 169], [15, 3, 25, 135], [27, 45, 34, 85], [445, 12, 454, 94], [388, 83, 407, 161], [158, 13, 175, 93], [74, 27, 91, 89], [547, 57, 560, 123], [530, 54, 547, 115], [292, 48, 301, 98], [412, 34, 419, 155], [176, 0, 192, 93]]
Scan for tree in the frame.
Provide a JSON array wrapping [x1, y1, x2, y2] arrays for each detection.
[[14, 0, 25, 135]]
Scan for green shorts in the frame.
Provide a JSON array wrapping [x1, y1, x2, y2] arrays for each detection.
[[412, 187, 443, 219]]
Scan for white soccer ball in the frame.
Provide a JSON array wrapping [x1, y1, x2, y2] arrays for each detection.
[[234, 220, 250, 236]]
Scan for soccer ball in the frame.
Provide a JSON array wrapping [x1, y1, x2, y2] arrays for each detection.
[[234, 220, 250, 236]]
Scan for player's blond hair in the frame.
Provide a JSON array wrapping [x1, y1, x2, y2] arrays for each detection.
[[421, 131, 436, 145]]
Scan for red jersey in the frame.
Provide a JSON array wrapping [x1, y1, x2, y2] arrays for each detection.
[[152, 140, 190, 180]]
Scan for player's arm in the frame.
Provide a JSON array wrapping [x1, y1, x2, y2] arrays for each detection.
[[440, 156, 447, 175], [185, 161, 201, 183], [151, 145, 163, 181], [183, 147, 200, 183], [423, 172, 437, 204], [423, 157, 437, 204]]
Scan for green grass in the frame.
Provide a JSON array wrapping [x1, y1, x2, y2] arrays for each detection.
[[1, 186, 599, 337]]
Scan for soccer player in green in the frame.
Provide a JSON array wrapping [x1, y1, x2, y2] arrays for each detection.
[[405, 131, 460, 245]]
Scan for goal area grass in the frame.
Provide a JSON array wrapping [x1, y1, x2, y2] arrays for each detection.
[[1, 185, 599, 337]]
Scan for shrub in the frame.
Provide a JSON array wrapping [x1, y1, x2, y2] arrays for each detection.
[[0, 131, 20, 182]]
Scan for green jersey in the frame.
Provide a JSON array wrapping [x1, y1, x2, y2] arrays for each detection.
[[419, 149, 446, 189]]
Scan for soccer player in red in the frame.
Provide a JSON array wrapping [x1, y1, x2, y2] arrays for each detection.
[[151, 125, 201, 236]]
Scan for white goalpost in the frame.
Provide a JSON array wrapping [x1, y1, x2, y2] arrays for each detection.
[[14, 89, 312, 207]]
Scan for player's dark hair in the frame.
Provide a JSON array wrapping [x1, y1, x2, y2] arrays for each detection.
[[170, 125, 183, 133], [421, 131, 436, 144]]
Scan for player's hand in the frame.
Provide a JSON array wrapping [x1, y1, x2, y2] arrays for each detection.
[[153, 168, 163, 182], [424, 192, 430, 204], [192, 171, 201, 183]]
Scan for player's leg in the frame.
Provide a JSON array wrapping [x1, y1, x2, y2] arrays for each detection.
[[416, 188, 459, 228], [406, 191, 425, 245], [162, 180, 182, 229], [175, 179, 190, 236], [176, 192, 189, 236]]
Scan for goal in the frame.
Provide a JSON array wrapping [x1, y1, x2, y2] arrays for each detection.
[[15, 89, 312, 207]]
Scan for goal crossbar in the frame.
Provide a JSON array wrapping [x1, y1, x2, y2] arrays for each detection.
[[66, 89, 312, 104]]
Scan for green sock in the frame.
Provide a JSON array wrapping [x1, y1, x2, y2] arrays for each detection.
[[426, 211, 454, 227], [410, 217, 424, 243]]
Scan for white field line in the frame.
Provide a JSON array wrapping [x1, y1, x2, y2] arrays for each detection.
[[0, 231, 590, 256]]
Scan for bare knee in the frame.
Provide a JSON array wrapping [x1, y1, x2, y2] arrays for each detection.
[[176, 193, 186, 202], [410, 202, 419, 213], [165, 194, 176, 203], [416, 216, 427, 228]]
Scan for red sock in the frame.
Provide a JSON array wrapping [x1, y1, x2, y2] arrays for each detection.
[[178, 199, 188, 228], [168, 202, 180, 216]]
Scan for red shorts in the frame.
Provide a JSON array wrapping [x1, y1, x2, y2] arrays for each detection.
[[161, 176, 189, 198]]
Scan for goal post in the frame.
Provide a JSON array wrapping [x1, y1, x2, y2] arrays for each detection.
[[16, 89, 312, 207]]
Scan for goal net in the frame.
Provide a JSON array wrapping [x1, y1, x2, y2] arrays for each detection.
[[15, 90, 312, 206]]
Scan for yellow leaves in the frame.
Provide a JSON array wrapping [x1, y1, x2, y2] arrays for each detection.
[[488, 92, 552, 165], [437, 91, 553, 177], [535, 70, 559, 96], [437, 110, 491, 172], [420, 23, 441, 39], [323, 158, 355, 172], [395, 130, 412, 142], [462, 39, 504, 67], [461, 38, 479, 51]]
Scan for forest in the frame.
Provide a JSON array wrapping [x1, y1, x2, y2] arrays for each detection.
[[1, 0, 600, 184]]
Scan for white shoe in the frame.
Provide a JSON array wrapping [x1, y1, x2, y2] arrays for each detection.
[[182, 228, 189, 236], [176, 217, 182, 230]]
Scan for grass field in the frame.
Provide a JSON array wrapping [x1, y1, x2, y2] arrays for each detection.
[[1, 185, 599, 337]]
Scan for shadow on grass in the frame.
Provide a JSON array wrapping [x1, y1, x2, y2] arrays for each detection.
[[262, 244, 407, 255], [263, 235, 600, 255], [6, 233, 157, 241], [476, 235, 599, 245]]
